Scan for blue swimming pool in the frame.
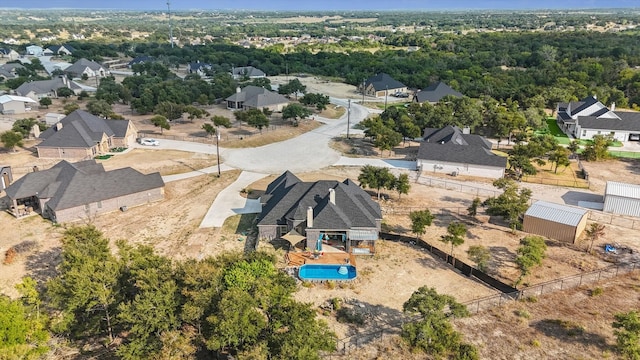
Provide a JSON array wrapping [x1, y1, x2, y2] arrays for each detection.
[[298, 264, 357, 281]]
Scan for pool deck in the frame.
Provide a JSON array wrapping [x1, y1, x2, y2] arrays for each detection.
[[286, 251, 357, 267]]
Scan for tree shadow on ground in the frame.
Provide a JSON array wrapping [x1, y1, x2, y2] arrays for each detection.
[[268, 238, 292, 252], [488, 246, 516, 270], [623, 158, 640, 175], [532, 319, 611, 351], [25, 247, 61, 290], [334, 299, 408, 346]]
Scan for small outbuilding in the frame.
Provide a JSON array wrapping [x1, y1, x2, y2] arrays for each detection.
[[603, 181, 640, 218], [523, 201, 588, 243]]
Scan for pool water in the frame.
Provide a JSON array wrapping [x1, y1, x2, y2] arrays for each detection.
[[298, 264, 357, 281]]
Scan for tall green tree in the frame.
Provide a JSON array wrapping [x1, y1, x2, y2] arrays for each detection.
[[467, 245, 492, 272], [282, 103, 313, 125], [150, 115, 170, 134], [86, 99, 113, 118], [116, 243, 181, 359], [440, 222, 467, 262], [613, 311, 640, 360], [373, 127, 403, 156], [409, 209, 434, 240], [47, 225, 121, 342], [39, 97, 52, 108], [401, 287, 473, 358], [548, 146, 571, 173], [278, 78, 306, 100], [394, 173, 411, 199], [0, 131, 23, 152], [357, 165, 396, 200], [515, 236, 547, 285], [483, 178, 532, 230], [245, 108, 270, 133]]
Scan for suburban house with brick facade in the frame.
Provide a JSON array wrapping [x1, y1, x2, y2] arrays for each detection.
[[5, 159, 164, 223], [226, 85, 290, 112], [257, 171, 382, 255], [36, 110, 138, 159]]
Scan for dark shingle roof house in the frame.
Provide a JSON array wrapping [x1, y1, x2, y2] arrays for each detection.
[[556, 95, 640, 142], [5, 159, 164, 223], [414, 82, 463, 103], [15, 77, 83, 100], [128, 56, 155, 67], [36, 110, 138, 159], [226, 85, 289, 111], [417, 125, 507, 179], [258, 171, 382, 255], [363, 73, 406, 92], [64, 58, 108, 78]]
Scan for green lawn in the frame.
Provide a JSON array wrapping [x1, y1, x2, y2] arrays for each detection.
[[533, 118, 623, 147], [609, 151, 640, 159]]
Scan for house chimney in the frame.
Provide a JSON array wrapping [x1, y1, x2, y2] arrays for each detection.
[[55, 122, 63, 131], [611, 102, 616, 111], [329, 188, 335, 205], [31, 124, 40, 138], [307, 206, 313, 228], [236, 86, 241, 93]]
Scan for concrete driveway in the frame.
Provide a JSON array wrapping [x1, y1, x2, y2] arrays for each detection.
[[199, 171, 267, 228]]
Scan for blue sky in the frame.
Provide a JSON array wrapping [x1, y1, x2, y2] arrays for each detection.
[[7, 0, 640, 10]]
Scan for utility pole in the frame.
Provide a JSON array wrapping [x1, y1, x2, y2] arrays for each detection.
[[384, 85, 388, 110], [216, 126, 221, 176], [167, 1, 174, 48], [347, 99, 351, 139]]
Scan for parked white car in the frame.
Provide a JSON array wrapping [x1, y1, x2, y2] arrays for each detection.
[[140, 138, 160, 146]]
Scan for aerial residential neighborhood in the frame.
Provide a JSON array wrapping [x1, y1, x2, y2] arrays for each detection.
[[1, 3, 640, 360]]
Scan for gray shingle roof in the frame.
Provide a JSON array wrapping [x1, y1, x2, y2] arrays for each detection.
[[226, 85, 289, 108], [258, 173, 381, 230], [414, 82, 463, 103], [418, 126, 506, 168], [38, 110, 132, 148], [232, 66, 266, 78], [364, 73, 406, 92], [64, 58, 104, 77], [15, 77, 81, 96], [5, 159, 164, 211], [577, 111, 640, 131]]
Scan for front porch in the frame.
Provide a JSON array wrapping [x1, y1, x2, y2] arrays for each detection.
[[7, 195, 41, 218]]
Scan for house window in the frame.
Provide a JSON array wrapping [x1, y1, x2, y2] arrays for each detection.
[[84, 204, 90, 211], [97, 201, 102, 209], [278, 225, 288, 235], [597, 131, 601, 135], [582, 130, 586, 136], [610, 132, 615, 136]]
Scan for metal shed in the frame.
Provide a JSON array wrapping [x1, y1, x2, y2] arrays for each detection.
[[603, 181, 640, 218], [523, 201, 588, 243]]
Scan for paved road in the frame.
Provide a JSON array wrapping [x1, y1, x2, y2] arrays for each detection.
[[220, 99, 369, 173]]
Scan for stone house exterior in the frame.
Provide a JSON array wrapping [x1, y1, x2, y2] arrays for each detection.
[[36, 110, 138, 159], [5, 160, 164, 223], [257, 171, 382, 255]]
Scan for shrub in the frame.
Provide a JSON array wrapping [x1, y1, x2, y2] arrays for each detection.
[[325, 280, 336, 290], [336, 308, 366, 325], [590, 287, 604, 297], [515, 309, 531, 319], [3, 247, 17, 265]]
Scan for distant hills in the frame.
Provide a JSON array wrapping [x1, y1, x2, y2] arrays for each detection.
[[7, 0, 640, 11]]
